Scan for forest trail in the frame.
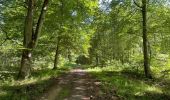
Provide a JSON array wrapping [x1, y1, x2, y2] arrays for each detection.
[[39, 68, 119, 100]]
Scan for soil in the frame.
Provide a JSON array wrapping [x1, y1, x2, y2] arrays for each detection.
[[38, 68, 119, 100]]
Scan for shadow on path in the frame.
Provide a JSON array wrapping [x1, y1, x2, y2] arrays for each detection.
[[39, 68, 119, 100]]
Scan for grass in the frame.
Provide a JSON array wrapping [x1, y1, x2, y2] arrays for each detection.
[[57, 86, 71, 100], [86, 66, 170, 100], [1, 61, 169, 100], [0, 66, 71, 100]]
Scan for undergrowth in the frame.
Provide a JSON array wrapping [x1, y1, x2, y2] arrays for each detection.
[[0, 62, 76, 100], [86, 65, 170, 100]]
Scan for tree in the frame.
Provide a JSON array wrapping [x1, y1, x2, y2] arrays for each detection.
[[133, 0, 152, 78], [141, 0, 152, 78], [43, 0, 98, 69], [18, 0, 50, 79]]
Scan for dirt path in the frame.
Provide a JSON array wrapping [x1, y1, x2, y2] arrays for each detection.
[[39, 68, 119, 100]]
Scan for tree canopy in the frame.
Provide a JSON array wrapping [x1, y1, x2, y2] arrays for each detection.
[[0, 0, 170, 99]]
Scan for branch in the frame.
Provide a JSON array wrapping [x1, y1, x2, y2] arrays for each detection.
[[0, 38, 8, 46], [0, 26, 10, 39], [0, 25, 23, 46], [0, 26, 10, 46], [32, 0, 50, 48], [133, 0, 142, 8]]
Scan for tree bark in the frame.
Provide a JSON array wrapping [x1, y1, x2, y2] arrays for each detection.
[[96, 54, 99, 66], [68, 49, 72, 62], [53, 38, 60, 70], [32, 0, 49, 47], [18, 0, 34, 79], [18, 50, 32, 79], [142, 0, 152, 79], [18, 0, 49, 79]]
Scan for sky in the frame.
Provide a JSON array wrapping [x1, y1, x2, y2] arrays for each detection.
[[99, 0, 112, 11]]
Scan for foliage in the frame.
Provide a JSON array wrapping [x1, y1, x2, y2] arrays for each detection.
[[0, 0, 170, 99]]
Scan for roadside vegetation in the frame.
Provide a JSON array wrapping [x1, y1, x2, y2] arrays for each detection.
[[87, 62, 170, 100], [0, 0, 170, 99]]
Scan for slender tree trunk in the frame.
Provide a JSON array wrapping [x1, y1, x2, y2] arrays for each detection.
[[18, 0, 49, 79], [53, 48, 59, 70], [96, 54, 99, 66], [68, 49, 72, 62], [32, 0, 50, 47], [68, 54, 72, 62], [53, 38, 60, 70], [121, 54, 124, 64], [142, 0, 152, 79]]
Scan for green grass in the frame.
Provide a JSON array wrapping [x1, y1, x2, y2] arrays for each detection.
[[86, 66, 170, 100], [0, 68, 69, 100], [0, 61, 78, 100], [57, 86, 71, 100]]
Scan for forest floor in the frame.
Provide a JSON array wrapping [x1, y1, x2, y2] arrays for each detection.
[[0, 65, 169, 100], [38, 68, 119, 100]]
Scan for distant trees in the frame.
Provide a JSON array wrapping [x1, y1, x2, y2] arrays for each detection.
[[89, 0, 170, 78], [89, 0, 139, 66], [0, 0, 170, 80], [45, 0, 98, 69]]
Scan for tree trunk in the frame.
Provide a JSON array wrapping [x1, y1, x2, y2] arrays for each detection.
[[53, 49, 59, 70], [53, 38, 60, 70], [18, 50, 32, 79], [96, 54, 99, 66], [18, 0, 49, 79], [121, 54, 124, 64], [68, 49, 72, 62], [18, 0, 34, 79], [33, 0, 50, 47], [142, 0, 152, 79]]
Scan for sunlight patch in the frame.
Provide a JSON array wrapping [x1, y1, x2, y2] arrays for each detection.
[[146, 86, 163, 94]]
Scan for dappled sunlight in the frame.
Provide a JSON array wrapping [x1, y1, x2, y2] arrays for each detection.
[[0, 68, 66, 99], [146, 86, 163, 94], [0, 90, 7, 98], [1, 0, 170, 99], [86, 66, 170, 99], [15, 75, 51, 86], [86, 66, 122, 73]]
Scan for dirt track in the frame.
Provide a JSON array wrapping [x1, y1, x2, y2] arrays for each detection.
[[39, 68, 119, 100]]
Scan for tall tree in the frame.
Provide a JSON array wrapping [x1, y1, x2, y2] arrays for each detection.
[[53, 37, 61, 69], [18, 0, 50, 79], [142, 0, 152, 78], [133, 0, 152, 78]]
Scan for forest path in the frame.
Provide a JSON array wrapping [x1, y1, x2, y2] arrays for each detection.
[[38, 68, 119, 100]]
